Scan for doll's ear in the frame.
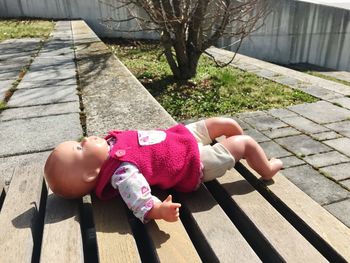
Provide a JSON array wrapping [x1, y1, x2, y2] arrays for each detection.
[[83, 169, 100, 183]]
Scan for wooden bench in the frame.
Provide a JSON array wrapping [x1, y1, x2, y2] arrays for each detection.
[[1, 20, 350, 262]]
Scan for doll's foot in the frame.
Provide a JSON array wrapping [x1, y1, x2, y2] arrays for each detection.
[[262, 158, 283, 180]]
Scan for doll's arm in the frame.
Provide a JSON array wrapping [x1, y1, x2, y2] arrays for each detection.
[[145, 195, 181, 222]]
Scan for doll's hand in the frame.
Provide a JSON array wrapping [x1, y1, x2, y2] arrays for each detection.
[[146, 195, 181, 222]]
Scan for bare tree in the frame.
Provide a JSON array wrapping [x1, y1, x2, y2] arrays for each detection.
[[102, 0, 270, 80]]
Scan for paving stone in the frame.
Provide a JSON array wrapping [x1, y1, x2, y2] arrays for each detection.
[[267, 108, 298, 118], [237, 111, 265, 119], [259, 141, 292, 158], [242, 114, 288, 131], [20, 67, 76, 82], [280, 156, 305, 168], [253, 69, 279, 78], [0, 80, 13, 99], [288, 101, 350, 124], [0, 38, 41, 52], [0, 151, 49, 186], [324, 138, 350, 157], [325, 120, 350, 138], [244, 129, 270, 143], [16, 77, 77, 89], [282, 116, 329, 134], [0, 101, 80, 121], [275, 135, 331, 156], [319, 163, 350, 181], [0, 113, 82, 157], [0, 70, 20, 80], [7, 85, 78, 107], [273, 76, 300, 86], [262, 126, 301, 139], [234, 118, 251, 130], [340, 179, 350, 190], [0, 50, 35, 61], [303, 151, 350, 168], [282, 165, 350, 205], [324, 199, 350, 228], [310, 131, 342, 141], [329, 97, 350, 110], [300, 85, 343, 100]]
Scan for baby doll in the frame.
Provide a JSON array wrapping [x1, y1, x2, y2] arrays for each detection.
[[44, 117, 282, 223]]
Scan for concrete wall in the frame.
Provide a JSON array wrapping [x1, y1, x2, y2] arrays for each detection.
[[226, 0, 350, 70], [0, 0, 349, 71]]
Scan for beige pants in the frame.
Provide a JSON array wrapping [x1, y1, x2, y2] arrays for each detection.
[[186, 120, 235, 182]]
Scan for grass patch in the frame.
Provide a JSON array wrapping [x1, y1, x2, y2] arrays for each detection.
[[0, 19, 54, 41], [106, 39, 317, 121]]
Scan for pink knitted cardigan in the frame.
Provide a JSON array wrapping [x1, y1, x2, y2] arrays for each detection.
[[95, 124, 201, 200]]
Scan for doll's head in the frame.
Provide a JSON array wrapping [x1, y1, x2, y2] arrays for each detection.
[[44, 136, 109, 199]]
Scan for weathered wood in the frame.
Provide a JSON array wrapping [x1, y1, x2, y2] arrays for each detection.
[[40, 189, 84, 263], [240, 160, 350, 261], [147, 190, 202, 262], [0, 164, 44, 263], [217, 168, 327, 262], [92, 196, 141, 263], [177, 185, 261, 262]]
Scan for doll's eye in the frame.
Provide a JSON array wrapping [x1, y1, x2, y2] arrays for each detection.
[[76, 145, 83, 150]]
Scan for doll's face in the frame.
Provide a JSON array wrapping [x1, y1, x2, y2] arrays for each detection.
[[44, 136, 109, 198]]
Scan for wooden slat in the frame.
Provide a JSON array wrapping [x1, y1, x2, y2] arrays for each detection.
[[147, 190, 202, 262], [0, 164, 44, 263], [240, 160, 350, 261], [40, 190, 84, 263], [92, 196, 141, 263], [217, 168, 327, 262], [177, 185, 261, 262]]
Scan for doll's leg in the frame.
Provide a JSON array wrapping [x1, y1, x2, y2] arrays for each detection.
[[220, 135, 282, 180], [205, 117, 244, 141]]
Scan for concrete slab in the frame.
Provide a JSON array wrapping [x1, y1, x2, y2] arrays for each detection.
[[16, 78, 77, 89], [324, 199, 350, 228], [300, 85, 343, 100], [267, 108, 298, 118], [341, 180, 350, 190], [303, 151, 350, 168], [0, 113, 82, 157], [310, 131, 342, 141], [242, 114, 288, 131], [282, 116, 329, 134], [288, 101, 350, 124], [325, 120, 350, 138], [275, 135, 331, 156], [244, 129, 270, 143], [7, 85, 78, 107], [259, 141, 292, 158], [0, 151, 49, 186], [0, 80, 13, 99], [329, 97, 350, 110], [324, 138, 350, 157], [0, 70, 20, 80], [280, 156, 305, 168], [0, 101, 80, 121], [281, 165, 350, 205], [19, 67, 76, 82], [262, 127, 301, 139], [319, 163, 350, 181], [273, 76, 301, 87]]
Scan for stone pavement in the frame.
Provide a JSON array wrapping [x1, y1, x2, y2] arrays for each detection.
[[0, 21, 81, 188], [0, 21, 349, 228], [207, 47, 350, 227]]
